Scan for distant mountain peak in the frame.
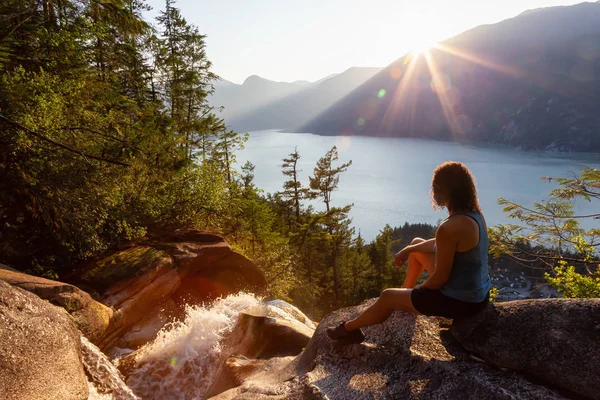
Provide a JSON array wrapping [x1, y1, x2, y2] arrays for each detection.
[[209, 67, 382, 131], [243, 75, 270, 85]]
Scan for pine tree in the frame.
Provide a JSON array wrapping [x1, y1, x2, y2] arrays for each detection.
[[212, 130, 248, 185], [309, 146, 352, 212], [307, 146, 354, 305], [155, 0, 222, 161], [368, 225, 395, 292], [280, 148, 310, 229]]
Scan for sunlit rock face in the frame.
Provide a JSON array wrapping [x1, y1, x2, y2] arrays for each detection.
[[73, 229, 266, 350], [0, 268, 113, 345], [0, 280, 88, 400], [205, 301, 315, 397]]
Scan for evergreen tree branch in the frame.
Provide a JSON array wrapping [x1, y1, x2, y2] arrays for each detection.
[[501, 198, 600, 219]]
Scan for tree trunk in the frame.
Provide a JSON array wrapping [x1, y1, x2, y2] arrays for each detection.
[[332, 244, 340, 305], [223, 135, 231, 184], [293, 160, 300, 220]]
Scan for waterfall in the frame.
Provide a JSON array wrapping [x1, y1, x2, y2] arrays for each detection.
[[81, 336, 139, 400], [124, 292, 262, 400]]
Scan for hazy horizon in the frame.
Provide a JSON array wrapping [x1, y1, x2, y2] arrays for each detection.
[[145, 0, 585, 84]]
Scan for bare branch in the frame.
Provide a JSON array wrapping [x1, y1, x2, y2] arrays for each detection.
[[62, 126, 141, 151], [0, 11, 34, 43], [0, 114, 130, 167]]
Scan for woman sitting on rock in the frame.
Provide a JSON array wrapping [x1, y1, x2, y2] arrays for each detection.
[[328, 161, 491, 344]]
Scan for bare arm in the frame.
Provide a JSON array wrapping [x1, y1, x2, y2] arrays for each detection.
[[408, 238, 436, 253], [394, 238, 435, 267], [418, 224, 457, 289]]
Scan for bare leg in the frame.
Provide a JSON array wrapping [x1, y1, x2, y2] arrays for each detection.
[[402, 252, 436, 288], [402, 238, 436, 288], [344, 288, 418, 331]]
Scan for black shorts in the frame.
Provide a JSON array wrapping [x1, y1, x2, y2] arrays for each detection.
[[411, 288, 490, 319]]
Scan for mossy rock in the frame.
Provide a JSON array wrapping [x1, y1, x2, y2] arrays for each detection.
[[82, 247, 172, 291]]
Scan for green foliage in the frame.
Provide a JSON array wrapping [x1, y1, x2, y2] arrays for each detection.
[[493, 168, 600, 298], [545, 261, 600, 298], [489, 287, 499, 302], [309, 145, 352, 212], [280, 148, 310, 225], [0, 0, 236, 275]]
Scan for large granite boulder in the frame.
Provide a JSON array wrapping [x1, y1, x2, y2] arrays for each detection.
[[225, 303, 315, 359], [205, 302, 315, 398], [212, 299, 581, 399], [77, 230, 266, 350], [0, 268, 112, 344], [0, 280, 88, 400], [451, 298, 600, 400]]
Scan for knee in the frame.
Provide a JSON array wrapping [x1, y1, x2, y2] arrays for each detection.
[[380, 289, 394, 303], [411, 237, 425, 245]]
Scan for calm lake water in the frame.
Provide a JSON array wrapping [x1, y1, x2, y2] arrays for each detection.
[[238, 130, 600, 240]]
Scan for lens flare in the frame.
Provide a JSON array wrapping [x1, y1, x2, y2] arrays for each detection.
[[390, 67, 403, 80], [377, 89, 387, 98], [335, 135, 352, 152]]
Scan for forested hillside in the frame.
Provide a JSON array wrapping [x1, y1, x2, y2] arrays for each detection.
[[1, 0, 229, 272]]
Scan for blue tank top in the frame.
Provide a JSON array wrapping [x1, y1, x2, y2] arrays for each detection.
[[437, 212, 491, 303]]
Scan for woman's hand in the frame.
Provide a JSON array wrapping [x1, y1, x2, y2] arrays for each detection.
[[394, 247, 411, 268]]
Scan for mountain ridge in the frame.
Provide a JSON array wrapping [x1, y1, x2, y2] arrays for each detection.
[[210, 67, 382, 132], [298, 2, 600, 152]]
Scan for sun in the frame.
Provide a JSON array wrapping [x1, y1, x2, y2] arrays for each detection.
[[410, 36, 438, 55], [375, 17, 443, 60], [411, 41, 435, 55]]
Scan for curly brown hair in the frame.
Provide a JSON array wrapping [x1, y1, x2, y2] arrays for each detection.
[[431, 161, 481, 213]]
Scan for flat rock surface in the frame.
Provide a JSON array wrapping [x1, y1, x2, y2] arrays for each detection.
[[214, 299, 571, 400]]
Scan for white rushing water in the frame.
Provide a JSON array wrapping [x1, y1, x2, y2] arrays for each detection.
[[81, 337, 139, 400], [125, 292, 262, 400]]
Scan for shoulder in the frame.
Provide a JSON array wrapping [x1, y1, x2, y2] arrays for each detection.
[[436, 220, 458, 241], [438, 215, 466, 231], [438, 214, 478, 236]]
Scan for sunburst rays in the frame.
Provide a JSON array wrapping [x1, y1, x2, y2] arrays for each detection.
[[380, 41, 529, 139]]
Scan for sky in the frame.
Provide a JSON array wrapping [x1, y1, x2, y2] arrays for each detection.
[[145, 0, 586, 84]]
